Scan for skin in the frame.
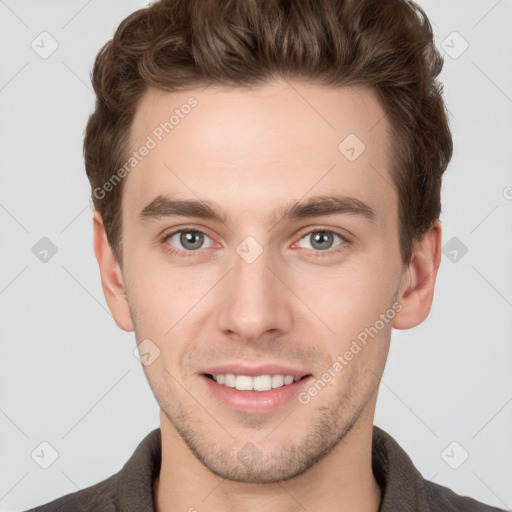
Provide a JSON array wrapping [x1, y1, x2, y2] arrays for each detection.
[[93, 79, 441, 512]]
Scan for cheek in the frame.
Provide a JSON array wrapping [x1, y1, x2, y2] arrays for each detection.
[[292, 256, 399, 338], [123, 258, 172, 332], [124, 253, 215, 338]]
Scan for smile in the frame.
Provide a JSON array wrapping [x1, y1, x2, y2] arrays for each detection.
[[208, 373, 302, 391]]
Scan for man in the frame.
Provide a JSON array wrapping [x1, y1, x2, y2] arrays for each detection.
[[27, 0, 505, 510]]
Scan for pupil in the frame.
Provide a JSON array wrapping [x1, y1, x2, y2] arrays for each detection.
[[312, 231, 332, 250], [181, 231, 203, 250]]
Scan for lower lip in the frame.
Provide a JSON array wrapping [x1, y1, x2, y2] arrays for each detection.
[[200, 374, 313, 414]]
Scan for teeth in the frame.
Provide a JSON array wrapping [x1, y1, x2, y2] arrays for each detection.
[[224, 373, 236, 387], [272, 375, 284, 388], [235, 375, 254, 390], [211, 373, 301, 391]]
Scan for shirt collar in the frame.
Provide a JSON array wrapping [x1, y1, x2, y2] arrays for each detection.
[[372, 425, 429, 511], [117, 427, 161, 510], [114, 425, 428, 511]]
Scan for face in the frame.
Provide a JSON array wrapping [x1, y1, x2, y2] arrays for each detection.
[[113, 80, 408, 483]]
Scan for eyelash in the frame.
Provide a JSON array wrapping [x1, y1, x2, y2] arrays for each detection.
[[160, 227, 350, 259]]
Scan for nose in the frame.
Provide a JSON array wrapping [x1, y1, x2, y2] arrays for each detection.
[[215, 242, 293, 344]]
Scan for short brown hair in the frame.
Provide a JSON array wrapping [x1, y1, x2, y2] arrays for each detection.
[[84, 0, 452, 266]]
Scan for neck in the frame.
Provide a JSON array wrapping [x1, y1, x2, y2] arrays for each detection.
[[154, 404, 381, 512]]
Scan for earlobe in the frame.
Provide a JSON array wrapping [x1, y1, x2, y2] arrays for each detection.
[[92, 211, 134, 332], [392, 221, 442, 330]]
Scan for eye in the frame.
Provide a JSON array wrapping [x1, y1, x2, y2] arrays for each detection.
[[165, 229, 214, 252], [296, 230, 346, 252]]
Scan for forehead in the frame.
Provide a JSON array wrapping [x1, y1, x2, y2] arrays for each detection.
[[124, 80, 395, 227]]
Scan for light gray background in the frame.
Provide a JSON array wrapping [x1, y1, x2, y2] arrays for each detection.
[[1, 0, 511, 510]]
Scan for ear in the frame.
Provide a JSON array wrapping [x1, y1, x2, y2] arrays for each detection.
[[92, 211, 134, 332], [392, 220, 442, 330]]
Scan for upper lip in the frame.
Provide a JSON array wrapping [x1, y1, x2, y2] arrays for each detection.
[[201, 363, 311, 378]]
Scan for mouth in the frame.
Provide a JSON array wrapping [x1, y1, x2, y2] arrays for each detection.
[[200, 372, 314, 414], [203, 373, 311, 391]]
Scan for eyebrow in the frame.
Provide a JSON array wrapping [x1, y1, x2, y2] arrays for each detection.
[[138, 194, 377, 225]]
